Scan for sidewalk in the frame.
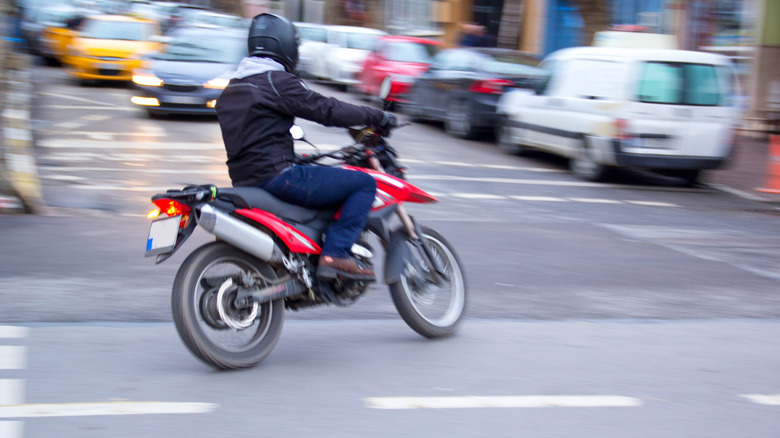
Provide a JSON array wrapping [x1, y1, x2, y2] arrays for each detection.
[[703, 131, 780, 204]]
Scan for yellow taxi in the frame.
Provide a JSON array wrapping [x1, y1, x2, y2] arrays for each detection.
[[64, 15, 161, 82]]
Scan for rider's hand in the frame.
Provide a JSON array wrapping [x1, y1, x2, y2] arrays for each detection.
[[376, 112, 398, 137]]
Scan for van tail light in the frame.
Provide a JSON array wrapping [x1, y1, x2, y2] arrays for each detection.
[[469, 79, 515, 95], [614, 118, 633, 141]]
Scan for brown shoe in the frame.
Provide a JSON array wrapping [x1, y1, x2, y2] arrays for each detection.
[[317, 255, 375, 281]]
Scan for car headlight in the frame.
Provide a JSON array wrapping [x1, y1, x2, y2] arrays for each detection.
[[132, 71, 163, 87], [204, 77, 230, 89]]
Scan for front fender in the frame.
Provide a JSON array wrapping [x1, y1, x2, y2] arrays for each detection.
[[383, 228, 411, 285]]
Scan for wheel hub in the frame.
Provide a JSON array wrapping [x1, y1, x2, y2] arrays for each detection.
[[203, 277, 258, 330]]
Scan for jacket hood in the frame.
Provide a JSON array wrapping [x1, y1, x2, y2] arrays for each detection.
[[232, 57, 285, 79]]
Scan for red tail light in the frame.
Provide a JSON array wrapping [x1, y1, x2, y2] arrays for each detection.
[[469, 79, 515, 95], [151, 199, 191, 228], [614, 118, 632, 141]]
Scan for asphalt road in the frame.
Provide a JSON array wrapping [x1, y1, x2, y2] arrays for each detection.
[[0, 61, 778, 438]]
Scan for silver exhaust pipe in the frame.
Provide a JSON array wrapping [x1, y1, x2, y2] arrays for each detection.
[[197, 204, 284, 264]]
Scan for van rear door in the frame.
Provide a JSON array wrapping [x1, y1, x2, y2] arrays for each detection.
[[623, 60, 738, 163]]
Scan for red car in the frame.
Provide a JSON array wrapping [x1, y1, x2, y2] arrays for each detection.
[[357, 35, 441, 107]]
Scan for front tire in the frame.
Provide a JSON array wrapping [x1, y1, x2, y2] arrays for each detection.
[[390, 226, 467, 338], [172, 241, 285, 370]]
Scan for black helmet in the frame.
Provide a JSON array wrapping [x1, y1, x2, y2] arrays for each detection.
[[247, 13, 300, 72]]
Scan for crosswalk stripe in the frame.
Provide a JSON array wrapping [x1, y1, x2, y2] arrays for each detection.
[[0, 347, 27, 370], [364, 395, 642, 409], [0, 380, 25, 405], [0, 327, 28, 339], [0, 421, 23, 438], [0, 402, 217, 418]]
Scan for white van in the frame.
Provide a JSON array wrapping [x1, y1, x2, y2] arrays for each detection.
[[496, 46, 741, 183]]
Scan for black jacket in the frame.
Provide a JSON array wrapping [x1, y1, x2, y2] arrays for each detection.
[[216, 57, 386, 187]]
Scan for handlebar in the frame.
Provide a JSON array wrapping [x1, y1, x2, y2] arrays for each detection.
[[295, 122, 410, 165]]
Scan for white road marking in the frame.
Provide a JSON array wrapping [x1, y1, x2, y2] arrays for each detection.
[[413, 175, 604, 187], [45, 106, 134, 111], [0, 327, 28, 339], [0, 421, 23, 438], [451, 193, 506, 200], [626, 200, 680, 207], [54, 121, 85, 130], [0, 402, 218, 418], [0, 347, 27, 370], [510, 195, 566, 202], [2, 109, 29, 119], [0, 380, 25, 405], [40, 166, 224, 175], [39, 140, 223, 150], [82, 115, 111, 121], [38, 92, 118, 106], [568, 197, 623, 204], [364, 395, 642, 410], [3, 127, 32, 142], [741, 394, 780, 405]]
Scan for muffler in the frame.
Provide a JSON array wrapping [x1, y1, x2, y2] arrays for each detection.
[[197, 204, 285, 264]]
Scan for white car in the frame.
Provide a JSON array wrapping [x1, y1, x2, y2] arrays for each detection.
[[496, 46, 742, 184], [315, 26, 386, 89], [294, 22, 329, 79]]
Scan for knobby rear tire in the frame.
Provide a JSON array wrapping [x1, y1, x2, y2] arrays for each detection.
[[172, 241, 285, 370]]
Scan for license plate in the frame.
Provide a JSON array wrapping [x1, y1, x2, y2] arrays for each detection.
[[162, 95, 204, 104], [145, 216, 180, 257]]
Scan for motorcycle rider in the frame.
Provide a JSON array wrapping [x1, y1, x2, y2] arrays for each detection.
[[215, 13, 397, 282]]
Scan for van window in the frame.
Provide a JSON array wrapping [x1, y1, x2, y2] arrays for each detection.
[[554, 59, 628, 99], [637, 62, 723, 106]]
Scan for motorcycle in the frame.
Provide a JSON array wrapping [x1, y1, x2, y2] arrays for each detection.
[[145, 123, 467, 370]]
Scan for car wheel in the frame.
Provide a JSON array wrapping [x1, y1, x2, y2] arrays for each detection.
[[401, 89, 424, 122], [496, 116, 528, 156], [570, 137, 613, 182], [445, 99, 477, 139]]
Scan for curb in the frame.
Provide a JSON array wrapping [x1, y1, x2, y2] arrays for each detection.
[[0, 49, 44, 214]]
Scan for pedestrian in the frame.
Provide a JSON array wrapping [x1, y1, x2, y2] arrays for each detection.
[[215, 13, 397, 281]]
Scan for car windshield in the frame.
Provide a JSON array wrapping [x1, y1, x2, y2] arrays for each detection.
[[152, 36, 245, 63], [346, 32, 380, 50], [299, 26, 326, 42], [483, 53, 541, 75], [637, 61, 727, 106], [386, 42, 438, 63], [80, 19, 155, 41]]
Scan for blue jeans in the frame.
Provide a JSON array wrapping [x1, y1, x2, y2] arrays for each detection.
[[258, 165, 377, 258]]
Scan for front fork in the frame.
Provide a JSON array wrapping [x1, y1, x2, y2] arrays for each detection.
[[368, 154, 448, 285]]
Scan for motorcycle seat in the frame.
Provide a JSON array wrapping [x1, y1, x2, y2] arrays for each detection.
[[217, 186, 334, 224]]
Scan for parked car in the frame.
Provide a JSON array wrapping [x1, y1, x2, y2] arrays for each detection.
[[356, 35, 440, 108], [402, 47, 542, 139], [38, 10, 85, 64], [130, 25, 247, 117], [64, 14, 161, 84], [496, 46, 741, 183], [311, 25, 386, 90], [21, 3, 83, 56], [294, 22, 328, 79]]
